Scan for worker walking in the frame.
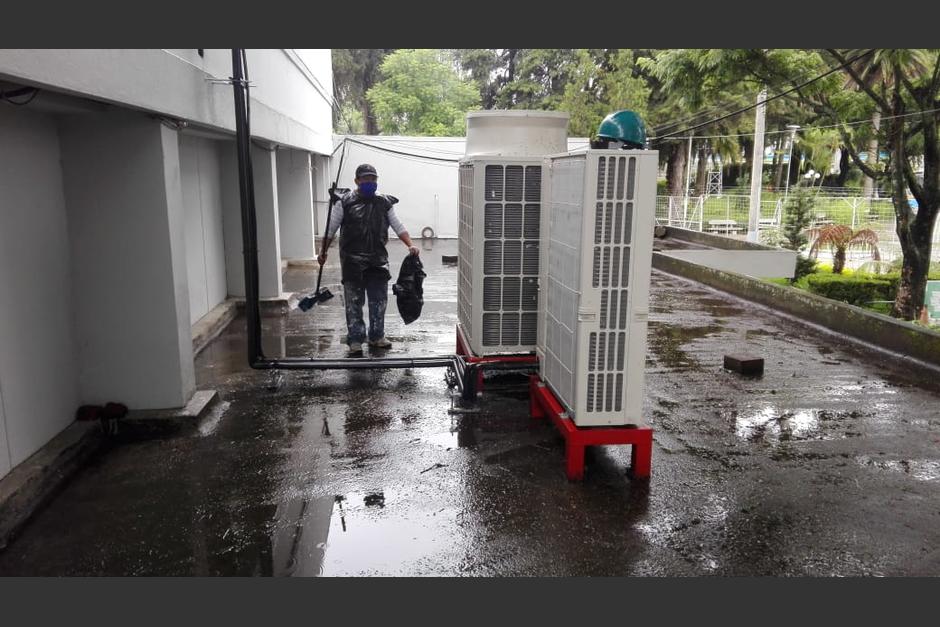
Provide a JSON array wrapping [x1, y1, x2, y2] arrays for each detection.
[[318, 164, 419, 356]]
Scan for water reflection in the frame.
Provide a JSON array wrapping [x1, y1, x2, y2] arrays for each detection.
[[735, 407, 823, 443], [271, 495, 335, 577]]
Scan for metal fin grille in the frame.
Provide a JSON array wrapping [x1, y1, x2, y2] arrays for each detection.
[[584, 156, 637, 413], [478, 162, 544, 348], [458, 165, 474, 332], [485, 166, 503, 201], [505, 166, 524, 201]]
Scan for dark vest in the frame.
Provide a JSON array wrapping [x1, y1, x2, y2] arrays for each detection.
[[338, 190, 398, 283]]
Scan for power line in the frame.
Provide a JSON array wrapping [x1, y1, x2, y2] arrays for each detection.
[[660, 106, 940, 141], [343, 137, 461, 163], [349, 138, 466, 156], [650, 49, 877, 142], [652, 98, 751, 135]]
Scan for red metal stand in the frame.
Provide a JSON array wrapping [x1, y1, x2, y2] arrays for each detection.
[[529, 375, 653, 481], [455, 324, 538, 393]]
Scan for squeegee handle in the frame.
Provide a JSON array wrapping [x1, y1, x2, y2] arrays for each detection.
[[313, 184, 340, 294]]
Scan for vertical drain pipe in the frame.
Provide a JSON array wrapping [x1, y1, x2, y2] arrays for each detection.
[[232, 48, 264, 366]]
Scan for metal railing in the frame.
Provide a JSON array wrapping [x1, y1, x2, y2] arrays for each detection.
[[655, 194, 940, 264]]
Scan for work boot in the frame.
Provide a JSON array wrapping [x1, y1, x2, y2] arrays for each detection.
[[369, 337, 392, 349], [347, 342, 363, 356]]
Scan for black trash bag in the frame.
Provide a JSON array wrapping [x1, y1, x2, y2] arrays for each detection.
[[392, 254, 427, 324]]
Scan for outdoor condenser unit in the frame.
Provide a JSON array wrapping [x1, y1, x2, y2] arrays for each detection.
[[457, 111, 570, 356], [537, 149, 658, 426]]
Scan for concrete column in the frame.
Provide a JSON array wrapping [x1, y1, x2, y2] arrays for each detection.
[[220, 142, 283, 298], [276, 149, 316, 260], [312, 153, 331, 245], [60, 110, 195, 409]]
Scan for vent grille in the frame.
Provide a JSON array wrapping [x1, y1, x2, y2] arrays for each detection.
[[485, 165, 503, 201], [477, 162, 544, 349], [583, 156, 634, 413], [457, 165, 474, 332]]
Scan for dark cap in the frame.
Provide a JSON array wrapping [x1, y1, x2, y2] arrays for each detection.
[[355, 163, 378, 178]]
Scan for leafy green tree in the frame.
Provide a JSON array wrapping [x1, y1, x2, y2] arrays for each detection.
[[366, 49, 481, 136], [332, 49, 395, 134], [493, 49, 581, 110], [560, 49, 650, 137], [452, 49, 505, 109]]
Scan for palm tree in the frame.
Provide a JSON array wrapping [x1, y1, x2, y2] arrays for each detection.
[[806, 224, 881, 274]]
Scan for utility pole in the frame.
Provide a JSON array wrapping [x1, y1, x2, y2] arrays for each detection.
[[783, 124, 800, 203], [747, 88, 767, 242], [684, 131, 694, 224]]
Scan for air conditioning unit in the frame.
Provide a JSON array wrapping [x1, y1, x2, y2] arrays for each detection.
[[457, 111, 569, 356], [537, 150, 658, 426]]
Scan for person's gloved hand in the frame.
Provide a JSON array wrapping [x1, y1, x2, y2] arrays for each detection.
[[318, 252, 328, 265], [408, 246, 420, 256]]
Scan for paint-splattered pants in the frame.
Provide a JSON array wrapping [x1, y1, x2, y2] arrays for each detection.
[[343, 268, 388, 344]]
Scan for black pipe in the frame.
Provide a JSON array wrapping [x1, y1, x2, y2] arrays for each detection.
[[254, 357, 459, 370], [232, 49, 264, 365]]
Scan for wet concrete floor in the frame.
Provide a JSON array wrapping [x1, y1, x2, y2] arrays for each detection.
[[2, 239, 939, 575]]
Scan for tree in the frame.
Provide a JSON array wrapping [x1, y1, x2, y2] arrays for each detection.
[[332, 49, 395, 134], [807, 224, 882, 274], [366, 49, 481, 136], [695, 48, 940, 319], [559, 49, 650, 137], [825, 49, 939, 318], [452, 49, 505, 109], [493, 49, 581, 110], [780, 185, 820, 281], [639, 49, 759, 198]]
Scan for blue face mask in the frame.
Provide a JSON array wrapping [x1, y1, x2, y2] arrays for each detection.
[[359, 181, 378, 197]]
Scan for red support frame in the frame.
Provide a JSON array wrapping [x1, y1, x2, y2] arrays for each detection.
[[529, 375, 653, 481]]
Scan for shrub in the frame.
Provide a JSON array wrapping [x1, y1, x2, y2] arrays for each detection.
[[795, 256, 818, 282], [804, 271, 940, 307], [805, 273, 895, 306]]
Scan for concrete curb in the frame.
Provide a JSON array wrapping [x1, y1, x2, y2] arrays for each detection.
[[652, 251, 940, 369], [192, 299, 238, 356], [121, 390, 221, 437], [0, 422, 104, 550], [233, 293, 301, 317], [663, 225, 776, 251]]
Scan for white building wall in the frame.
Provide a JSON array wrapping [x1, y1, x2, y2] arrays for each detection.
[[0, 49, 334, 156], [180, 134, 228, 324], [331, 137, 589, 239], [0, 106, 80, 475], [60, 110, 195, 409]]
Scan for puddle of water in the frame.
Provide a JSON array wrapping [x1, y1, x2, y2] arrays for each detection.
[[734, 407, 837, 443], [647, 324, 725, 370], [270, 490, 429, 576], [855, 456, 940, 481]]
